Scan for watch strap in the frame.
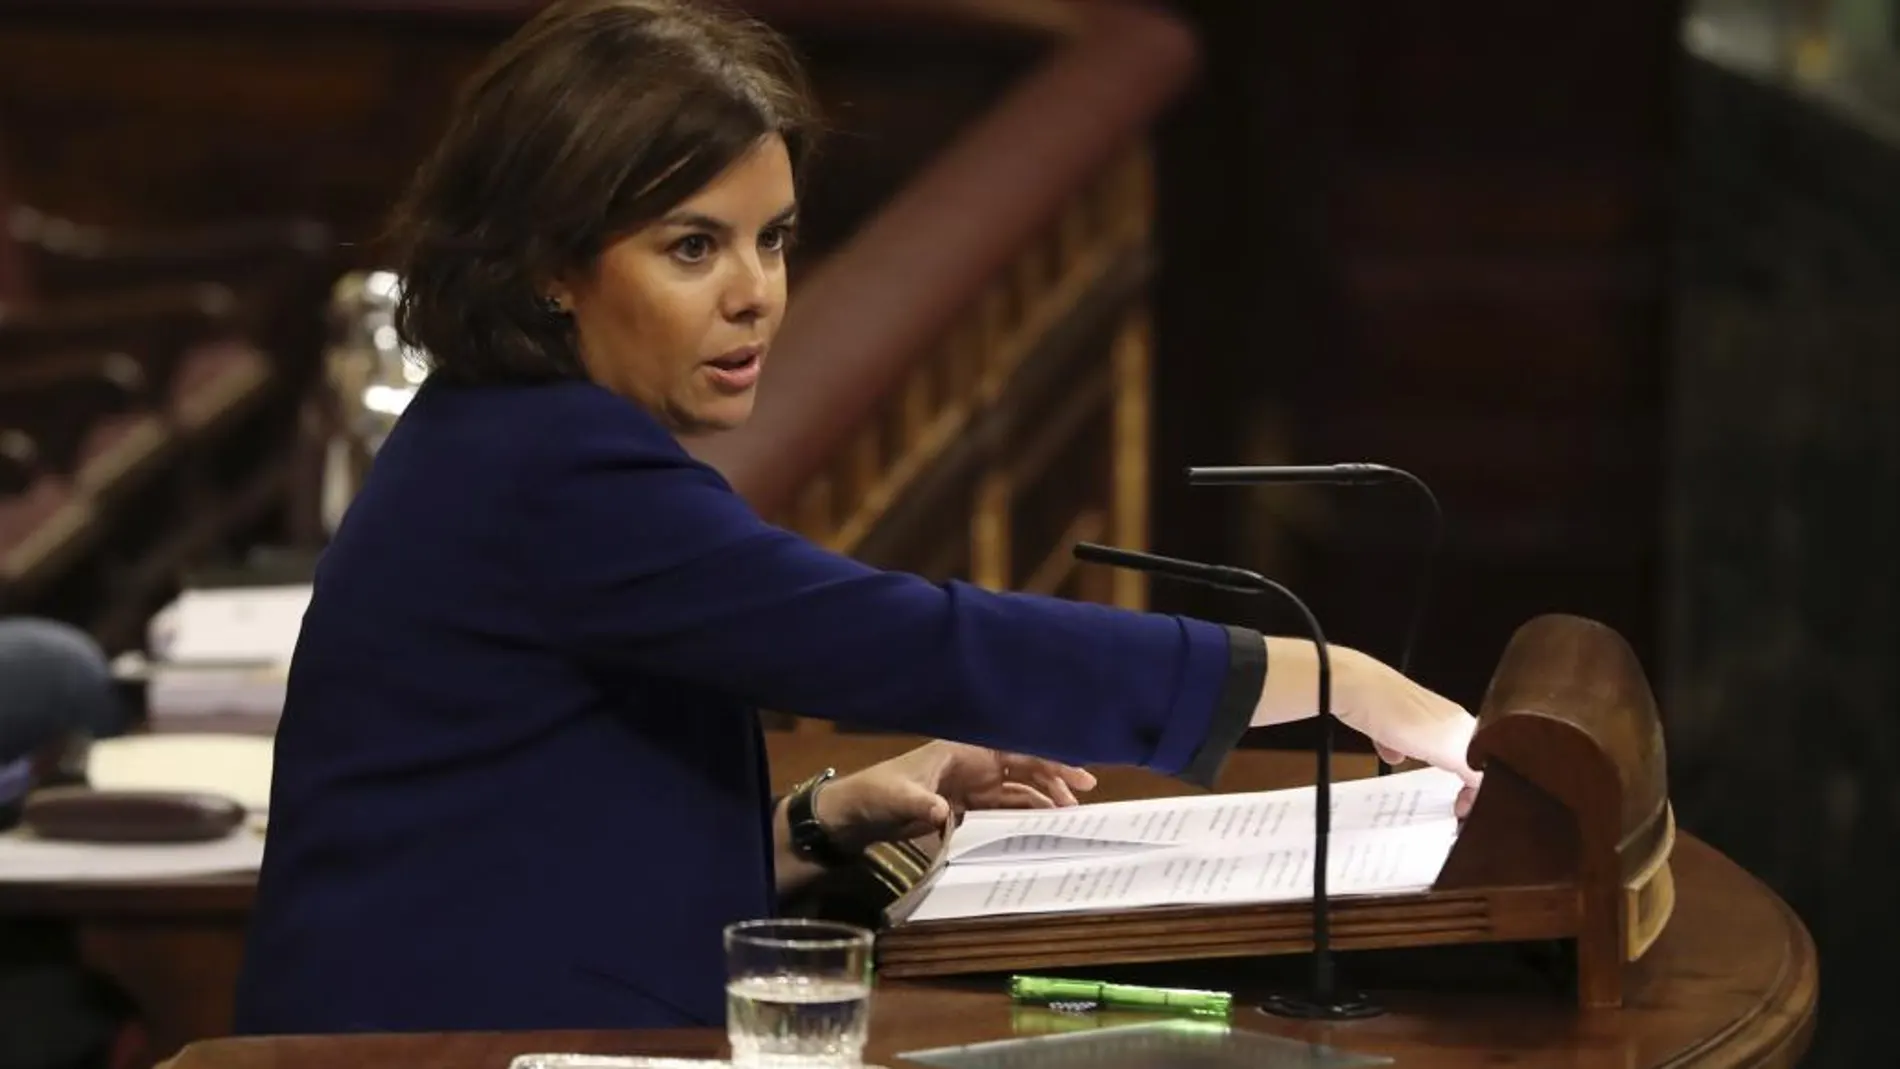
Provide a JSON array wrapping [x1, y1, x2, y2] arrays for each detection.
[[786, 767, 857, 868]]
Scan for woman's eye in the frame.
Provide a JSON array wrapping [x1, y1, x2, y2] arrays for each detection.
[[760, 225, 796, 254], [672, 234, 715, 262]]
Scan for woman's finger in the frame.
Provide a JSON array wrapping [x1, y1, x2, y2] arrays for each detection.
[[1000, 755, 1095, 799], [979, 782, 1058, 810], [1454, 784, 1478, 820], [1036, 773, 1079, 807], [1012, 763, 1080, 806], [1379, 698, 1479, 787]]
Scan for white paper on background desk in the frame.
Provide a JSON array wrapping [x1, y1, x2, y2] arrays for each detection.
[[85, 733, 276, 812], [0, 829, 264, 882], [153, 584, 311, 664], [904, 768, 1464, 923], [142, 584, 309, 726], [151, 581, 311, 664]]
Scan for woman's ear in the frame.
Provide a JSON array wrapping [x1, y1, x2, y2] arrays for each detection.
[[542, 258, 592, 316]]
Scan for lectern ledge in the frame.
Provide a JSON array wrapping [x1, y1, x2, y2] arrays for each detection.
[[874, 613, 1674, 1009]]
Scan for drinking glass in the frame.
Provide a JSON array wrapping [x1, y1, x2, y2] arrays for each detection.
[[724, 918, 874, 1068]]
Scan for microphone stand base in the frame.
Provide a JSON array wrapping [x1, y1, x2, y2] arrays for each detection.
[[1256, 991, 1385, 1021]]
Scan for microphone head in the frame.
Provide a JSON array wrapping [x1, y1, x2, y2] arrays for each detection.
[[1186, 463, 1402, 485], [1072, 541, 1273, 596]]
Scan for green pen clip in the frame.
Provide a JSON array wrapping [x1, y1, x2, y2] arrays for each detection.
[[1008, 975, 1233, 1019]]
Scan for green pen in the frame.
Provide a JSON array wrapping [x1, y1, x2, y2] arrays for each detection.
[[1008, 975, 1233, 1019]]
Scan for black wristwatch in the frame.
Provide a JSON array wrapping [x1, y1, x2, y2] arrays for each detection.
[[786, 767, 858, 868]]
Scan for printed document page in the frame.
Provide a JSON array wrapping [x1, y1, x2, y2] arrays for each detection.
[[946, 767, 1463, 864], [906, 822, 1457, 922], [906, 768, 1466, 922]]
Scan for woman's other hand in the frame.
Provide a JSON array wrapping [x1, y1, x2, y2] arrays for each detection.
[[1252, 637, 1481, 815], [1334, 648, 1482, 817], [1330, 648, 1479, 787], [815, 741, 1097, 850]]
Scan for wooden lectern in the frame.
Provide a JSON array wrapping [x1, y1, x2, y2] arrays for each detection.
[[876, 613, 1675, 1009]]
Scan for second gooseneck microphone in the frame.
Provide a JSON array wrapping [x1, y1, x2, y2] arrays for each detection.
[[1072, 540, 1382, 1021]]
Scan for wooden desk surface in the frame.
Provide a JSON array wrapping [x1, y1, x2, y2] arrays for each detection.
[[5, 738, 1819, 1068]]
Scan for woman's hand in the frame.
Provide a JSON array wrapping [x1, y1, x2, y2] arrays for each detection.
[[814, 741, 1097, 850], [1332, 648, 1481, 816], [1253, 637, 1481, 816], [1329, 648, 1478, 777]]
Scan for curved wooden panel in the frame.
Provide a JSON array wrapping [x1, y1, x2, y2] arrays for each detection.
[[1469, 613, 1668, 850]]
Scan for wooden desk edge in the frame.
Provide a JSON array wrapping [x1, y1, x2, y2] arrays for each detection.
[[1664, 853, 1819, 1069]]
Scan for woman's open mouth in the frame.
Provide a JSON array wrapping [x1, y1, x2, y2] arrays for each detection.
[[704, 346, 764, 392]]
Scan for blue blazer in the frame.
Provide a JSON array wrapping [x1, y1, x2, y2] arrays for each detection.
[[233, 377, 1262, 1034]]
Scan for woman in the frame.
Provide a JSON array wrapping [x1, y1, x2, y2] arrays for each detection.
[[235, 0, 1479, 1034]]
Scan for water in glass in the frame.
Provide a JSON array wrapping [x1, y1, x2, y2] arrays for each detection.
[[725, 973, 871, 1068], [725, 919, 873, 1069]]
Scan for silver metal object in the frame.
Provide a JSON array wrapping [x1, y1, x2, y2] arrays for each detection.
[[508, 1058, 730, 1069], [320, 270, 429, 533], [508, 1058, 888, 1069]]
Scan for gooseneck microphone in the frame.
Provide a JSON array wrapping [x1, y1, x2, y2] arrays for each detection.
[[1187, 462, 1443, 775], [1072, 540, 1382, 1021]]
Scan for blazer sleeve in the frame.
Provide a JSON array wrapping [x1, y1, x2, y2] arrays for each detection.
[[511, 421, 1266, 786]]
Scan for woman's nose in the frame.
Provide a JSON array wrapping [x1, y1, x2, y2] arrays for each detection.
[[722, 253, 774, 321]]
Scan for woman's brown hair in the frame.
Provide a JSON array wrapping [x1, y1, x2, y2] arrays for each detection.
[[387, 0, 818, 384]]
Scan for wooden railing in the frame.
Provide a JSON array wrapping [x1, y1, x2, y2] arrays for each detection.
[[767, 151, 1153, 594], [0, 213, 334, 649]]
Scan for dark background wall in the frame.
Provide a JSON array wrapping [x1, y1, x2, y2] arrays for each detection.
[[1148, 4, 1894, 1065], [1145, 0, 1677, 724], [1668, 49, 1900, 1069]]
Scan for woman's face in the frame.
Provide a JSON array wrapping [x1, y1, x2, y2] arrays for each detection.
[[552, 135, 797, 435]]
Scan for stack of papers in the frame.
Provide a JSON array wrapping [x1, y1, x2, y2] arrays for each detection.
[[902, 768, 1465, 923], [142, 584, 309, 731]]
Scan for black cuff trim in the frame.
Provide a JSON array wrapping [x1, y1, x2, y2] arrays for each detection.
[[1175, 625, 1266, 789]]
